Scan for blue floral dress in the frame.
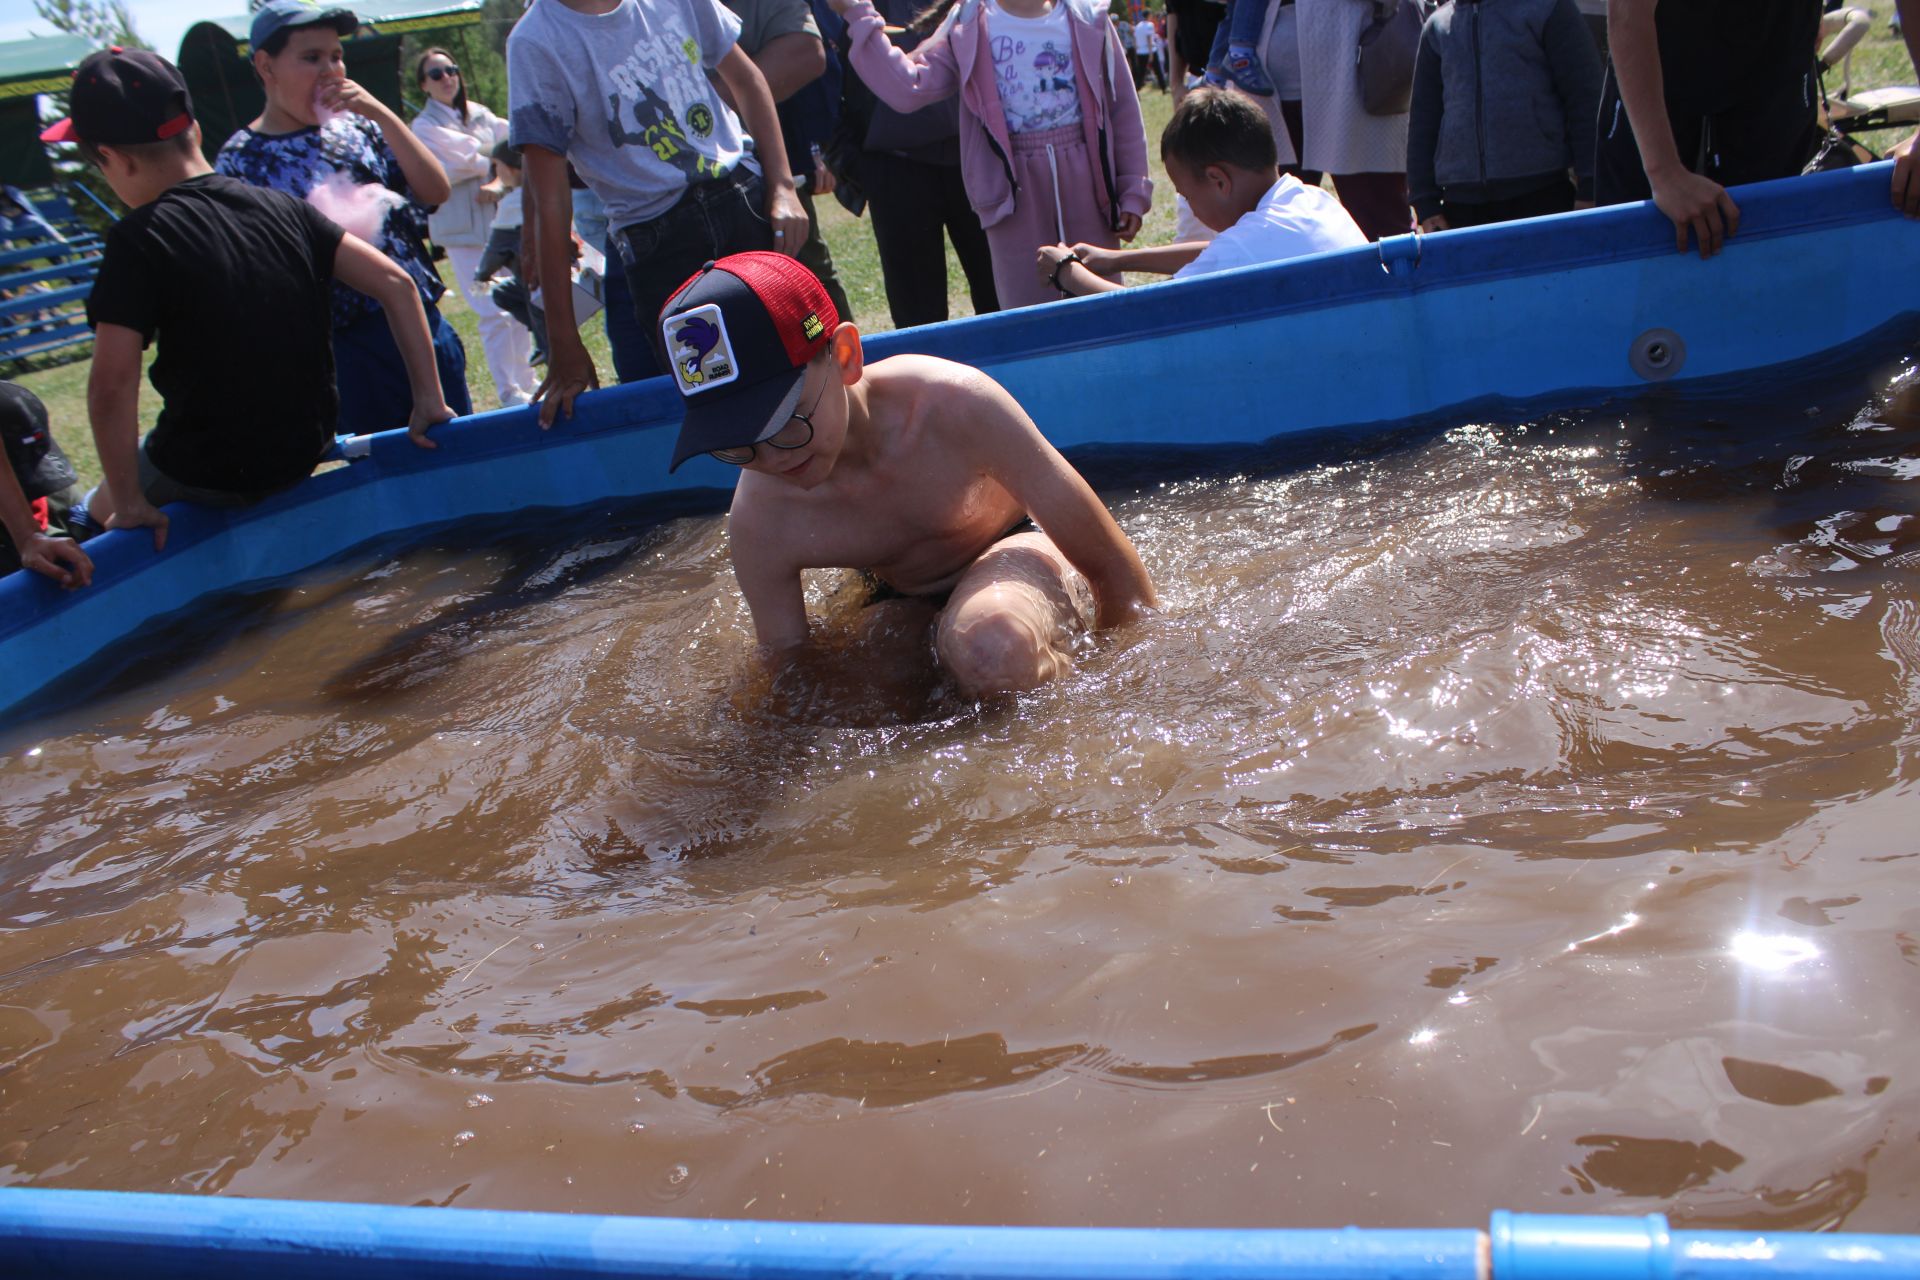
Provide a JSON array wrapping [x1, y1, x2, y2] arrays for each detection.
[[216, 115, 445, 330]]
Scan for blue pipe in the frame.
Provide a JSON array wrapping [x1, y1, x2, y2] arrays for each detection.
[[2, 1192, 1917, 1280], [1490, 1212, 1920, 1280], [0, 1189, 1480, 1280]]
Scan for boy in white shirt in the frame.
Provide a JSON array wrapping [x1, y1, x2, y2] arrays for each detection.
[[1038, 86, 1363, 296]]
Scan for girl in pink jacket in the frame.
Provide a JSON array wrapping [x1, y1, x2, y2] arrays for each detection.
[[830, 0, 1152, 308]]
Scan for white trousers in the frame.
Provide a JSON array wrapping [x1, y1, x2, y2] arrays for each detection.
[[445, 243, 535, 405]]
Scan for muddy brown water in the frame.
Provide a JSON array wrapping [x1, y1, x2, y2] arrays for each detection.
[[4, 367, 1920, 1234]]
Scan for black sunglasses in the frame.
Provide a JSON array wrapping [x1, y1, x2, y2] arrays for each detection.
[[711, 370, 828, 466], [425, 65, 460, 81]]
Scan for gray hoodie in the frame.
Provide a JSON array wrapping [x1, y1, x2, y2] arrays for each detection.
[[1406, 0, 1603, 220]]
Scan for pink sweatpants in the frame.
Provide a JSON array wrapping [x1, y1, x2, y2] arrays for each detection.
[[986, 124, 1123, 309]]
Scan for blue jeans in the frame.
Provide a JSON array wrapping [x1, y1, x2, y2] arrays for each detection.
[[334, 302, 472, 435], [614, 168, 775, 381], [573, 188, 652, 384]]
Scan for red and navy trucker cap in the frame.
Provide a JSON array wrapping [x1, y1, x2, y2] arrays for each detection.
[[40, 47, 194, 147], [659, 253, 839, 472]]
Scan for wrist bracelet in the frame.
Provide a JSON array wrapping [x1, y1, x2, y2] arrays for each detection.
[[1049, 250, 1084, 295]]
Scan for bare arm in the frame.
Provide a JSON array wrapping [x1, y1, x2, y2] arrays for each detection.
[[966, 373, 1156, 624], [0, 452, 90, 588], [753, 30, 828, 103], [728, 503, 813, 654], [87, 322, 167, 550], [523, 144, 597, 427], [1607, 0, 1737, 256], [830, 0, 964, 110], [332, 232, 456, 446], [1075, 239, 1209, 276], [324, 79, 453, 207], [716, 44, 810, 255], [1894, 0, 1920, 214], [1036, 240, 1210, 295]]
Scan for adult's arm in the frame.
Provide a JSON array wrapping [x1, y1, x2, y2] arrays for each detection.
[[326, 79, 454, 207], [523, 143, 597, 426], [753, 30, 828, 102], [1543, 0, 1602, 204], [966, 369, 1157, 624], [0, 458, 90, 588], [332, 232, 457, 447], [87, 322, 167, 550], [410, 109, 493, 184], [1405, 23, 1444, 224], [1102, 15, 1153, 234], [1166, 8, 1188, 107], [1893, 0, 1920, 214], [1606, 0, 1736, 256], [715, 44, 810, 254]]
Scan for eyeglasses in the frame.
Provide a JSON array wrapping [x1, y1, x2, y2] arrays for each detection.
[[425, 65, 460, 81], [710, 369, 828, 466]]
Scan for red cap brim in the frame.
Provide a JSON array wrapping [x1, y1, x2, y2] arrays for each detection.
[[39, 118, 76, 143]]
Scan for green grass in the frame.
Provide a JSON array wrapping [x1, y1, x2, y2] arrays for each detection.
[[12, 9, 1917, 491]]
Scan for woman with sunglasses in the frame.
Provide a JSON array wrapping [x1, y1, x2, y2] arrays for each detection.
[[410, 47, 536, 408]]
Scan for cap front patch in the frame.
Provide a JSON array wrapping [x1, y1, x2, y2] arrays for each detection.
[[663, 304, 739, 396]]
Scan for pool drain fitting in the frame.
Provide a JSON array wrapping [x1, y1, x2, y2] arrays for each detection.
[[1630, 328, 1686, 381]]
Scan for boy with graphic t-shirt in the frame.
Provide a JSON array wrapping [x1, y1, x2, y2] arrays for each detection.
[[45, 48, 454, 550], [507, 0, 809, 423]]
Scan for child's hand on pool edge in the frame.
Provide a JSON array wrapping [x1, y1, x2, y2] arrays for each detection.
[[20, 531, 92, 589], [107, 498, 169, 553], [409, 396, 457, 450]]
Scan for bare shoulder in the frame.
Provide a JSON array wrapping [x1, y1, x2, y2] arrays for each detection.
[[725, 475, 793, 557], [866, 354, 1031, 441]]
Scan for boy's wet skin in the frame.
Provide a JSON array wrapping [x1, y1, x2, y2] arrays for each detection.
[[725, 331, 1151, 696]]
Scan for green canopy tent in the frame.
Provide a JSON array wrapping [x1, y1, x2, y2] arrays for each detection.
[[177, 0, 484, 159], [0, 33, 92, 189]]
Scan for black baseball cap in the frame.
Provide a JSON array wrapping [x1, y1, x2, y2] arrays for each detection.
[[659, 253, 840, 471], [0, 382, 77, 501], [249, 1, 359, 51], [40, 47, 194, 147]]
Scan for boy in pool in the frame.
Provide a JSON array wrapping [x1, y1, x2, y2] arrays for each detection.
[[1036, 86, 1365, 295], [660, 252, 1157, 696]]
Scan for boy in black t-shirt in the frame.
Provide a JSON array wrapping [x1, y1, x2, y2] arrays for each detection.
[[42, 48, 455, 550]]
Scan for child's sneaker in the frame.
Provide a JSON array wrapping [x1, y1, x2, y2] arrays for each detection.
[[1223, 42, 1274, 96], [1203, 63, 1230, 88]]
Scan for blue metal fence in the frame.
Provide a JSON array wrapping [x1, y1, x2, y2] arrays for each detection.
[[0, 187, 105, 365]]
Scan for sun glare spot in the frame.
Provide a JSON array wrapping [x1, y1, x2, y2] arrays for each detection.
[[1730, 931, 1820, 973]]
